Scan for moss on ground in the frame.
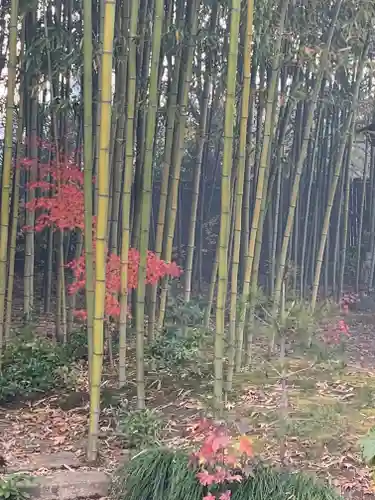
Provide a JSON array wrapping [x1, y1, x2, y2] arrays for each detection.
[[225, 349, 374, 492]]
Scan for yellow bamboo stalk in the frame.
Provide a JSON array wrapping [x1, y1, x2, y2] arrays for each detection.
[[87, 0, 116, 461], [83, 0, 95, 379]]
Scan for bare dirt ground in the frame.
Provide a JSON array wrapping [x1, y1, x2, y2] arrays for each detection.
[[2, 307, 375, 499]]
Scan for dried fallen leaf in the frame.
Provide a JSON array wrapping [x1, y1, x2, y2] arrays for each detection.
[[53, 436, 66, 445]]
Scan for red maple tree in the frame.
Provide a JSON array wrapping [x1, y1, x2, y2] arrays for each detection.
[[21, 142, 182, 319]]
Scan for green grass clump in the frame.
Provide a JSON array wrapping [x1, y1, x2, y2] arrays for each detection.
[[112, 448, 203, 500], [111, 448, 343, 500], [232, 467, 342, 500]]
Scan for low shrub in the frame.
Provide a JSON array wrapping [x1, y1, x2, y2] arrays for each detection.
[[116, 407, 163, 449], [146, 297, 211, 378], [147, 327, 207, 376], [0, 332, 84, 404], [0, 474, 33, 500], [62, 328, 89, 361], [111, 448, 343, 500]]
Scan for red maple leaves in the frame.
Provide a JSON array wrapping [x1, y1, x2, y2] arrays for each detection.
[[22, 153, 88, 231], [21, 140, 182, 320], [68, 249, 181, 319], [26, 182, 86, 231], [188, 419, 253, 500]]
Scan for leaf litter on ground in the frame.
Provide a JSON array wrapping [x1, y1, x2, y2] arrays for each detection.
[[1, 310, 375, 497]]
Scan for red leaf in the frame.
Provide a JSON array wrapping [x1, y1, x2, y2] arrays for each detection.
[[21, 138, 183, 320], [239, 436, 253, 456], [196, 470, 217, 486], [211, 434, 230, 453], [219, 490, 231, 500], [226, 473, 243, 483], [219, 491, 231, 500]]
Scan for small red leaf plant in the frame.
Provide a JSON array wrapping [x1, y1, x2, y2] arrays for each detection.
[[322, 318, 350, 345], [320, 292, 358, 344], [21, 140, 182, 320], [188, 419, 253, 500], [314, 294, 353, 345]]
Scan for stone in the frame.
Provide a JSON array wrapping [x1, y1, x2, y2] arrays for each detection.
[[8, 452, 82, 473], [23, 470, 110, 499]]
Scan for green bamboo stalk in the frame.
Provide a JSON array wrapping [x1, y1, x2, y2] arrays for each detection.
[[4, 22, 25, 343], [134, 0, 164, 409], [215, 0, 241, 412], [119, 0, 139, 388], [0, 0, 20, 364]]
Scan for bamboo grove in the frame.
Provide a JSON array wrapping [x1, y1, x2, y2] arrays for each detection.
[[1, 0, 375, 460]]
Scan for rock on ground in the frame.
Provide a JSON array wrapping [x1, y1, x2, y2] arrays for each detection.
[[4, 452, 110, 499], [25, 470, 110, 499], [7, 452, 82, 473]]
